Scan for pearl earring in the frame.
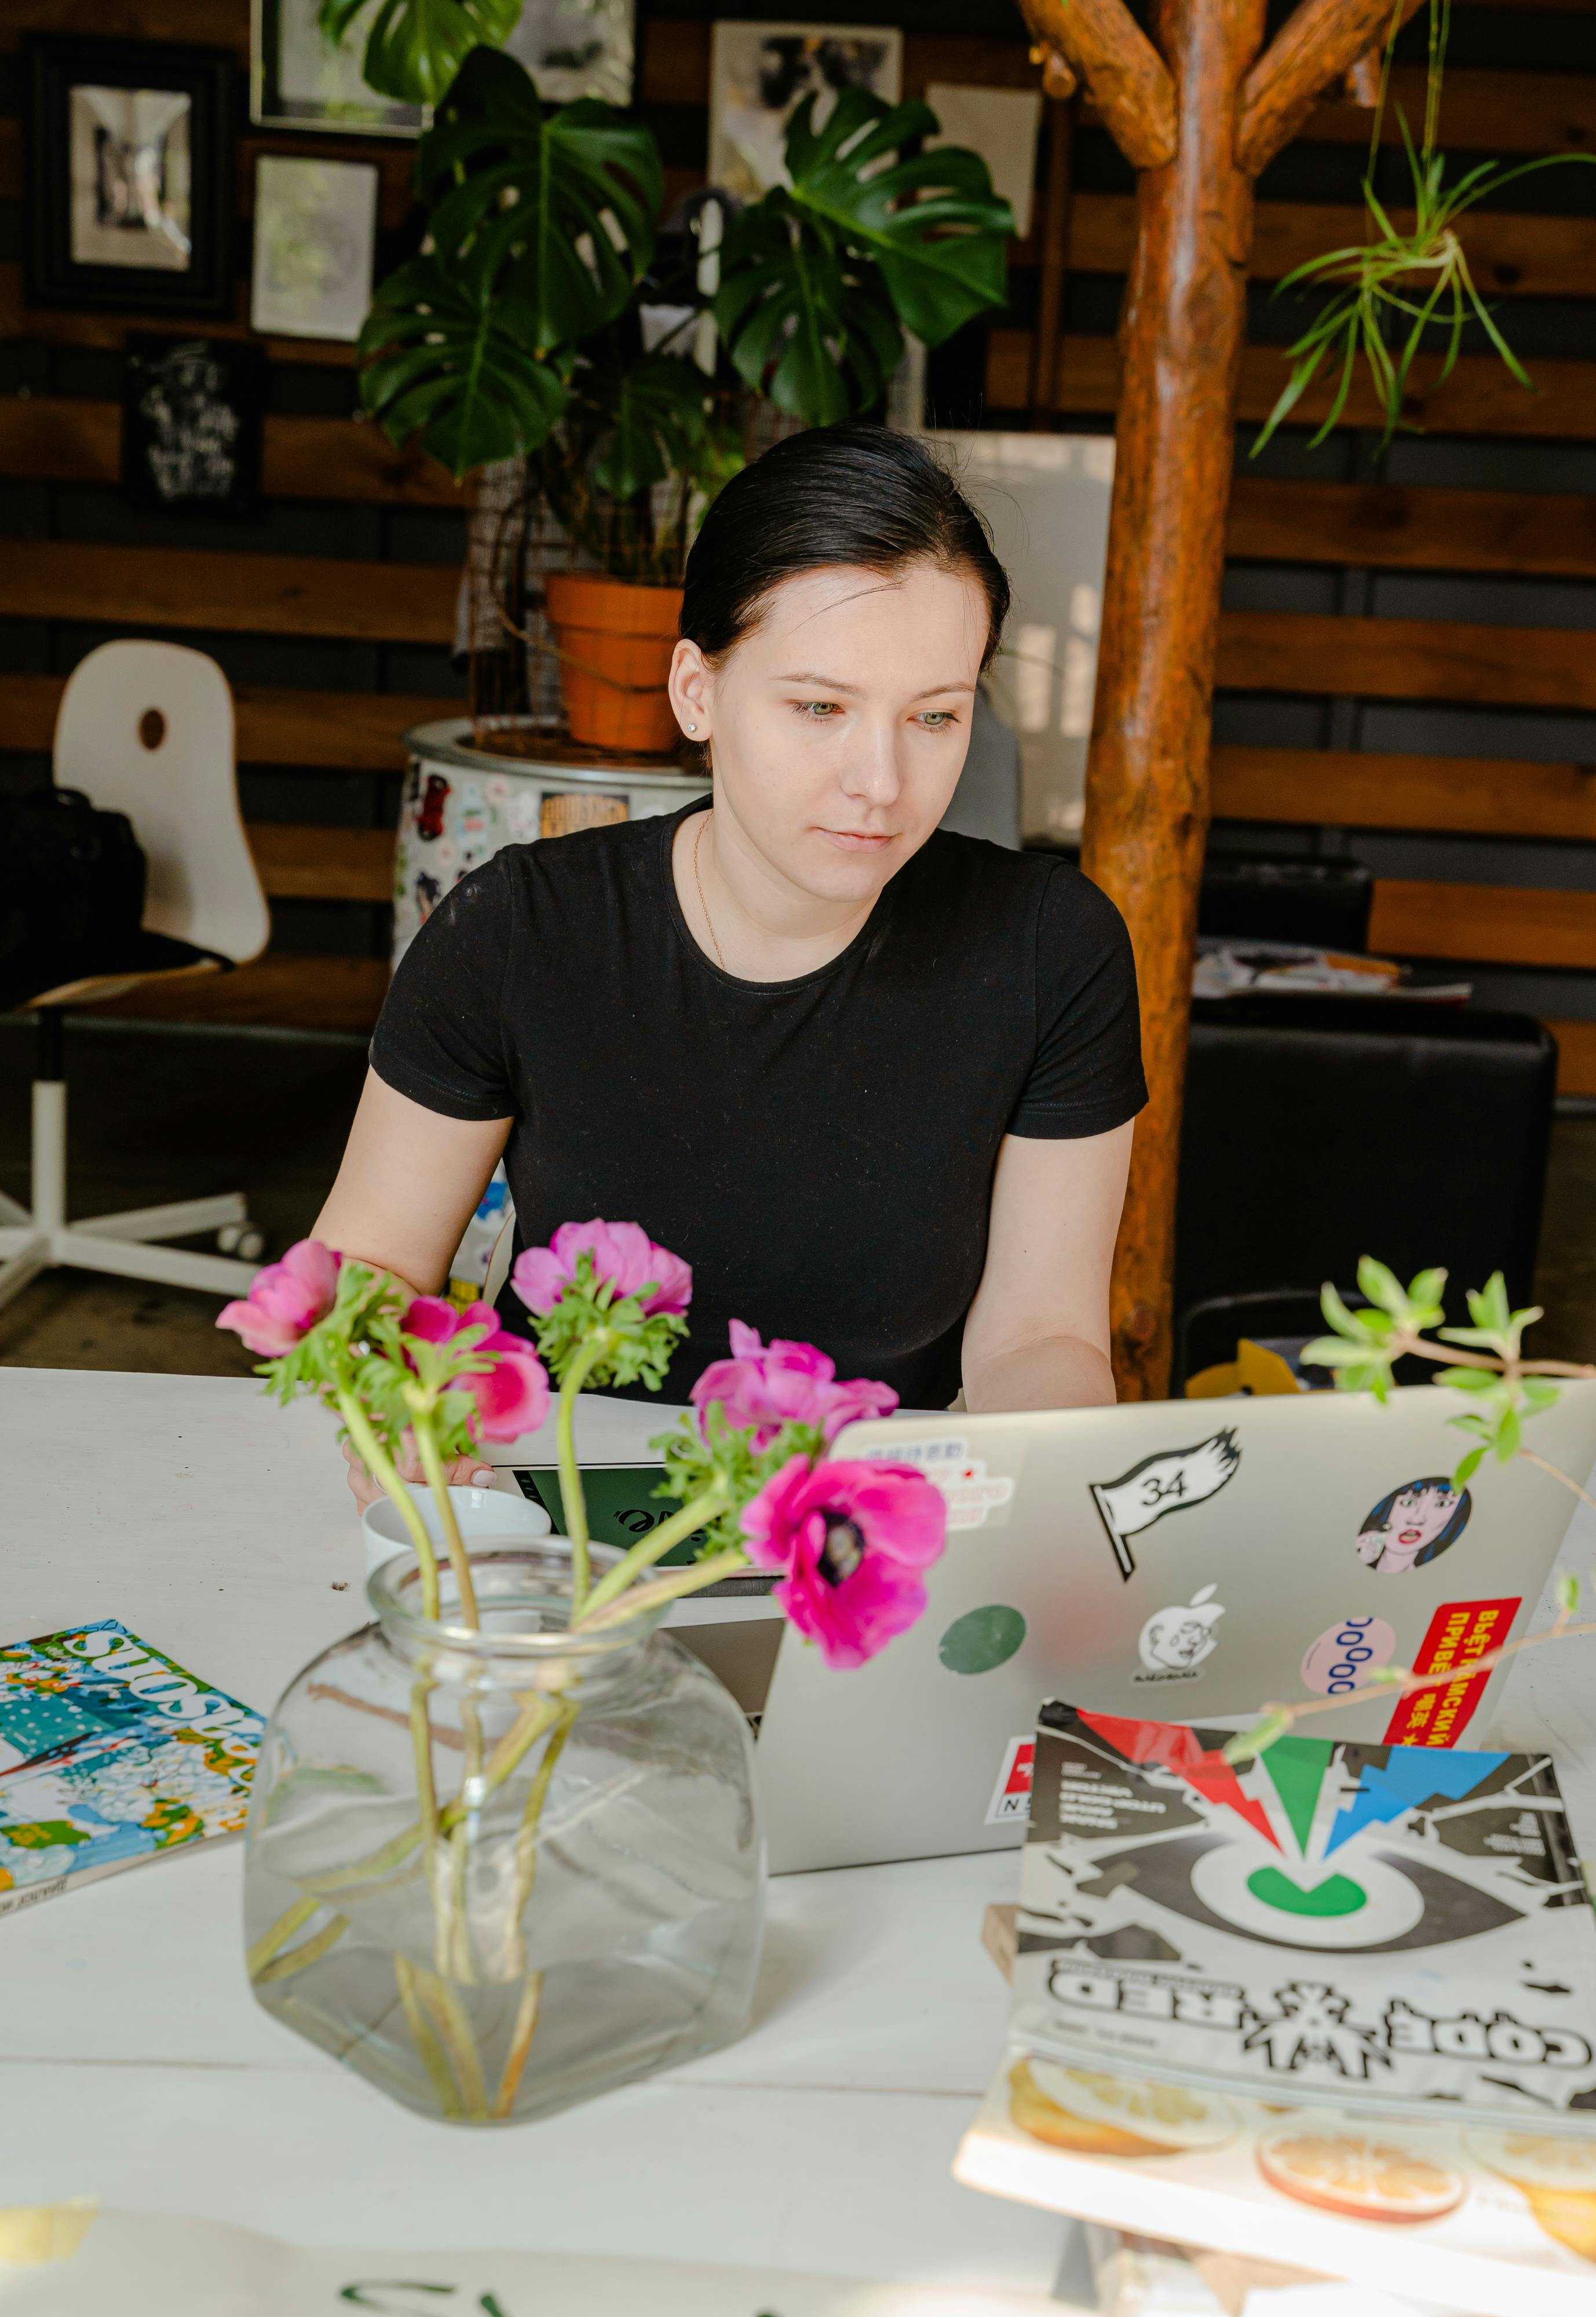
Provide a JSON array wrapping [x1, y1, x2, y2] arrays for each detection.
[[686, 722, 697, 733]]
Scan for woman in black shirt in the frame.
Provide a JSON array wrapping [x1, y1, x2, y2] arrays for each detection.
[[317, 427, 1145, 1493]]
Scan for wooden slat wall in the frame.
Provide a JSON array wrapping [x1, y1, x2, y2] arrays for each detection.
[[4, 5, 1596, 1073]]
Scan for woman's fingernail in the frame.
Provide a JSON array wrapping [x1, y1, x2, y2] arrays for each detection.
[[472, 1469, 493, 1486]]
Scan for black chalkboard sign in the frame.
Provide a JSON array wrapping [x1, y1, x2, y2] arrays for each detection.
[[120, 335, 268, 520]]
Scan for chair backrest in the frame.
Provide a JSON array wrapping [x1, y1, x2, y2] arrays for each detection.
[[52, 641, 269, 965]]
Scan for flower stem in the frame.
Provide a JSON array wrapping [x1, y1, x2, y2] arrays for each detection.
[[251, 1911, 349, 1987], [411, 1404, 480, 1629], [492, 1974, 545, 2121], [335, 1386, 441, 1622], [578, 1482, 731, 1621], [443, 1693, 564, 1830], [579, 1549, 753, 1631], [394, 1951, 463, 2119], [556, 1329, 613, 1616]]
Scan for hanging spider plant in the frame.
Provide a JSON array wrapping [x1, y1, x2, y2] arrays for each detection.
[[1252, 0, 1595, 456]]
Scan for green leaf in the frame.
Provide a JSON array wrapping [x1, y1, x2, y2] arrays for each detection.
[[1467, 1273, 1512, 1335], [715, 87, 1013, 426], [1522, 1376, 1563, 1411], [1407, 1266, 1448, 1317], [417, 51, 659, 353], [1496, 1402, 1522, 1461], [1557, 1571, 1581, 1617], [1439, 1364, 1501, 1392], [1452, 1445, 1485, 1486], [1365, 1665, 1410, 1686], [585, 352, 713, 501], [1223, 1711, 1294, 1766], [319, 0, 523, 108], [1300, 1335, 1385, 1369], [358, 250, 569, 478], [1357, 1255, 1407, 1315]]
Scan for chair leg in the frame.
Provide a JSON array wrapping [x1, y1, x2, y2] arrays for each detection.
[[0, 1233, 51, 1315], [74, 1191, 249, 1244], [0, 1187, 30, 1228]]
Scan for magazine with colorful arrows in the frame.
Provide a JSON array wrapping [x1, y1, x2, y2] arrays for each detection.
[[1010, 1702, 1596, 2129]]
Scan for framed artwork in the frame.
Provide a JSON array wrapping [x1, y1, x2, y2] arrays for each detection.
[[252, 0, 425, 136], [505, 0, 634, 105], [250, 154, 379, 341], [925, 84, 1042, 242], [121, 337, 269, 520], [708, 21, 902, 202], [21, 36, 236, 317]]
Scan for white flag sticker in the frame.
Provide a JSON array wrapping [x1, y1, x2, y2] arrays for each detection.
[[1090, 1428, 1240, 1580]]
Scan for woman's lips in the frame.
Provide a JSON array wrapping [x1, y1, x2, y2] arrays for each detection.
[[1399, 1530, 1422, 1544], [818, 828, 894, 851]]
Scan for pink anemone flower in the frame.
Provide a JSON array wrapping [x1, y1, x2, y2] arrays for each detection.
[[692, 1320, 897, 1449], [512, 1220, 692, 1320], [403, 1296, 550, 1443], [739, 1455, 947, 1669], [217, 1239, 340, 1358]]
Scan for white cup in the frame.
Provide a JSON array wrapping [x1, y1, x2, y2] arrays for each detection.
[[361, 1481, 552, 1576]]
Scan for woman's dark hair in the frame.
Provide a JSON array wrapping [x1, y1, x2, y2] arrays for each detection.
[[680, 425, 1011, 671]]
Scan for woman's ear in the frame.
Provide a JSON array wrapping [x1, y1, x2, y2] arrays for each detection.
[[669, 638, 714, 743]]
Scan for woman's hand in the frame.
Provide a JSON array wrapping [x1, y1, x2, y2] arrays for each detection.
[[341, 1434, 496, 1514]]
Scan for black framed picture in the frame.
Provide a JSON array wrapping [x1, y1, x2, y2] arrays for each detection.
[[22, 36, 236, 317], [121, 337, 268, 520]]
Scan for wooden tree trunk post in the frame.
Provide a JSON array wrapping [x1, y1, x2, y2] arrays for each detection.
[[1020, 0, 1427, 1398]]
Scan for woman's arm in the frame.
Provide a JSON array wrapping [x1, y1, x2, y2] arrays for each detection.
[[960, 1123, 1133, 1412], [313, 1069, 512, 1297]]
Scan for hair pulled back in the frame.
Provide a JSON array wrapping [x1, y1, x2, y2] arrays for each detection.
[[680, 425, 1010, 672]]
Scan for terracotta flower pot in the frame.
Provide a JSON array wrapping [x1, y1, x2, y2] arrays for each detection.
[[543, 573, 684, 756]]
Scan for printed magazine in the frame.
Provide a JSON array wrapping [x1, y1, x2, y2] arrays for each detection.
[[0, 1621, 263, 1915], [955, 1701, 1596, 2317]]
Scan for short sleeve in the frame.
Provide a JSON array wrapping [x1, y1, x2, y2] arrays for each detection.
[[370, 854, 517, 1120], [1007, 862, 1147, 1139]]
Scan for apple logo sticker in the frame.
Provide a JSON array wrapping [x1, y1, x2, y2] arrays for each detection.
[[1135, 1584, 1225, 1682]]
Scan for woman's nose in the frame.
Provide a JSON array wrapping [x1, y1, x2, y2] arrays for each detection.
[[839, 721, 903, 805]]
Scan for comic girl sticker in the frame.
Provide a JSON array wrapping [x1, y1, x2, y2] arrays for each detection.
[[1356, 1475, 1471, 1575]]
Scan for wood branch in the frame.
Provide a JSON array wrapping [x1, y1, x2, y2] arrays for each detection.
[[1215, 610, 1596, 711], [1211, 745, 1596, 842], [1367, 880, 1596, 972], [1017, 0, 1178, 171], [988, 332, 1596, 440], [1236, 0, 1426, 176]]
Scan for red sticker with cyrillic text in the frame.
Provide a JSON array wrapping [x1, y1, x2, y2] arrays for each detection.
[[1382, 1596, 1519, 1747]]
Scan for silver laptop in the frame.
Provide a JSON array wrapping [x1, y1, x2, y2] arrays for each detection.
[[739, 1383, 1596, 1873]]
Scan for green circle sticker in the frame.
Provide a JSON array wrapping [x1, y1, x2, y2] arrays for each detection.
[[938, 1604, 1027, 1676], [1247, 1866, 1367, 1918]]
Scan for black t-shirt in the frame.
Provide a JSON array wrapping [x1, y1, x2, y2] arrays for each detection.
[[371, 802, 1145, 1409]]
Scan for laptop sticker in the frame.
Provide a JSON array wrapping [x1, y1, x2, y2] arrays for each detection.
[[1135, 1584, 1225, 1683], [987, 1735, 1035, 1824], [856, 1434, 1018, 1530], [1090, 1428, 1240, 1579], [939, 1603, 1027, 1676], [1382, 1597, 1520, 1747], [1301, 1616, 1398, 1696], [1357, 1475, 1472, 1574]]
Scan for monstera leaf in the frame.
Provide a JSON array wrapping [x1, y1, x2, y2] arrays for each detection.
[[358, 250, 571, 478], [318, 0, 523, 107], [418, 49, 659, 353], [715, 89, 1012, 425], [582, 353, 718, 500]]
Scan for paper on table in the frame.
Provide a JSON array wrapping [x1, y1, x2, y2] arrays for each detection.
[[0, 2206, 1067, 2316]]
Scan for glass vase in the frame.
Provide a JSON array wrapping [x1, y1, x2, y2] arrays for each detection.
[[243, 1542, 764, 2125]]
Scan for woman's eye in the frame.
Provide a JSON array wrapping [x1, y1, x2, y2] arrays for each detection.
[[917, 710, 957, 729], [794, 700, 841, 719]]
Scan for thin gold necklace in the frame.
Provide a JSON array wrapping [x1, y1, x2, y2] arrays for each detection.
[[693, 810, 728, 970]]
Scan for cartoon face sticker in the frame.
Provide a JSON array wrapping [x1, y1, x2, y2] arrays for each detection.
[[1137, 1584, 1225, 1677], [1356, 1475, 1471, 1575]]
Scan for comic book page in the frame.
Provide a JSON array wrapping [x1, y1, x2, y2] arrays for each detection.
[[0, 1621, 263, 1915]]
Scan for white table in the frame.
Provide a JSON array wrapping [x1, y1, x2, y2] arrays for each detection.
[[5, 1371, 1596, 2297], [0, 1369, 1068, 2295]]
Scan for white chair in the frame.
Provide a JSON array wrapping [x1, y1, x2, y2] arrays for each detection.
[[0, 641, 272, 1315]]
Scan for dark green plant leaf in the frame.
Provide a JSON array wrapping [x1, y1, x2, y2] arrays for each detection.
[[358, 251, 569, 478], [319, 0, 521, 107], [586, 352, 713, 500], [417, 50, 659, 352], [715, 87, 1012, 426]]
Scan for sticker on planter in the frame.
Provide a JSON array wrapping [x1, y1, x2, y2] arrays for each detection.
[[1301, 1615, 1398, 1697], [986, 1734, 1035, 1824], [541, 791, 629, 839], [1134, 1584, 1225, 1683], [1091, 1428, 1240, 1580], [854, 1434, 1017, 1530]]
